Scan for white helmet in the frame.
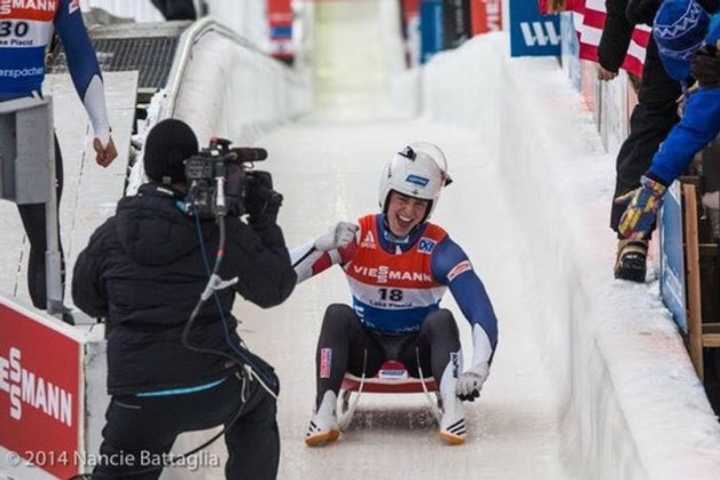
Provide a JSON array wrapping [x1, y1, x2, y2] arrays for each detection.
[[378, 142, 452, 221]]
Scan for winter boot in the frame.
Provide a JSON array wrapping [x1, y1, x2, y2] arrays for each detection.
[[614, 239, 648, 283], [438, 358, 466, 445], [305, 391, 340, 447]]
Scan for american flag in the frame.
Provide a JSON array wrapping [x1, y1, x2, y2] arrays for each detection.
[[539, 0, 651, 77]]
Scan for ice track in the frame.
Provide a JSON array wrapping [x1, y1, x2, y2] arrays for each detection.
[[172, 117, 565, 479]]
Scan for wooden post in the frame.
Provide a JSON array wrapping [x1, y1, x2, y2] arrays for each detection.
[[704, 323, 720, 347], [683, 183, 704, 379]]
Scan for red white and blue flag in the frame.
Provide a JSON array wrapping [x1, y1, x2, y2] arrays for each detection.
[[540, 0, 651, 77]]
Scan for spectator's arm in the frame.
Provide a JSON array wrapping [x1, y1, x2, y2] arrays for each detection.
[[599, 0, 634, 73], [648, 89, 720, 184], [626, 0, 661, 26]]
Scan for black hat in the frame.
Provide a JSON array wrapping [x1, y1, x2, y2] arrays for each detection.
[[143, 119, 199, 184]]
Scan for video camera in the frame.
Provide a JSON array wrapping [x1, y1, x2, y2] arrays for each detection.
[[183, 137, 279, 219]]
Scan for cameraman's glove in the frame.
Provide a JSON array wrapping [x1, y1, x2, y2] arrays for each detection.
[[616, 175, 667, 240], [314, 222, 359, 252], [456, 362, 489, 402], [246, 171, 283, 225]]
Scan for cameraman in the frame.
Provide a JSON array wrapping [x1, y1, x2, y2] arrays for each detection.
[[72, 119, 296, 479]]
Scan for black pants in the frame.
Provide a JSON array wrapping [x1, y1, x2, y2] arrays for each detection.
[[92, 373, 279, 479], [610, 36, 681, 238], [16, 135, 64, 309], [315, 304, 460, 409]]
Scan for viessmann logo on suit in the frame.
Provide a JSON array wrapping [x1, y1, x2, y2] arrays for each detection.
[[352, 265, 433, 284], [0, 346, 73, 427], [0, 0, 58, 15]]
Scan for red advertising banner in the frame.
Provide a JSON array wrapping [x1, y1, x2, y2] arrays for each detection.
[[471, 0, 502, 35], [402, 0, 420, 18], [538, 0, 581, 14], [268, 0, 292, 24], [0, 301, 82, 479], [267, 0, 294, 61], [472, 0, 487, 34]]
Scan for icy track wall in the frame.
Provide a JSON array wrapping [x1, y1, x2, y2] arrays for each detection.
[[166, 21, 311, 147], [422, 33, 720, 480], [127, 18, 312, 195], [127, 19, 311, 192]]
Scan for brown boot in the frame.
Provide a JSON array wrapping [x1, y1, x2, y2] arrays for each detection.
[[614, 239, 648, 283]]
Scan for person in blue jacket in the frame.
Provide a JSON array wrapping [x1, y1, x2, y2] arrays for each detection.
[[618, 0, 720, 241], [0, 0, 117, 318]]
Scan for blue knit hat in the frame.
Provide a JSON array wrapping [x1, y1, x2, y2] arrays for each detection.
[[654, 0, 711, 81]]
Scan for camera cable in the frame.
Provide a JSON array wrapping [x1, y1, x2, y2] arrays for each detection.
[[189, 209, 279, 399]]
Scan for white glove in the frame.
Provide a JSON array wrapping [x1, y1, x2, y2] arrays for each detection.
[[455, 361, 489, 402], [314, 222, 358, 252]]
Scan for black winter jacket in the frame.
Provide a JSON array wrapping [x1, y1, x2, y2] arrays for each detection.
[[72, 183, 296, 395]]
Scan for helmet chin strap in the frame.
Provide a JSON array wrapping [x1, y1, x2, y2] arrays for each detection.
[[381, 216, 420, 245]]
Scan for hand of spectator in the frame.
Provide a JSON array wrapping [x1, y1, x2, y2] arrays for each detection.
[[615, 175, 667, 240], [598, 66, 619, 81], [691, 47, 720, 88], [93, 135, 117, 168]]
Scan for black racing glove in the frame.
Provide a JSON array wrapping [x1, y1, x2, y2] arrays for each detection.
[[691, 46, 720, 88], [245, 171, 283, 225]]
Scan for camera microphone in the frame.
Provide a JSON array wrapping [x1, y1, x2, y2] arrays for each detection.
[[231, 148, 268, 163]]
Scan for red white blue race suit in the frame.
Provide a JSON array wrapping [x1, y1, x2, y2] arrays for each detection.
[[0, 0, 110, 138], [295, 214, 498, 362]]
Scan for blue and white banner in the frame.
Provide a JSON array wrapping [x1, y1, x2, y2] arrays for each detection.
[[420, 0, 444, 64], [509, 0, 561, 57], [659, 182, 687, 333]]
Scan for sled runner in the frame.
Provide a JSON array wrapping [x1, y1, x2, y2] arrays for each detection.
[[337, 360, 442, 429]]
